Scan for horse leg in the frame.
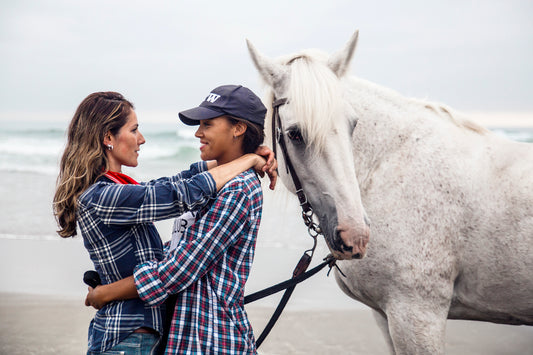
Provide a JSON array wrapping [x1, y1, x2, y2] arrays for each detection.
[[372, 309, 395, 355], [386, 302, 448, 355]]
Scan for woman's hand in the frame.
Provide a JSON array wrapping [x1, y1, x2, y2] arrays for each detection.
[[84, 276, 139, 310], [254, 146, 278, 190], [85, 286, 107, 310], [208, 148, 278, 191]]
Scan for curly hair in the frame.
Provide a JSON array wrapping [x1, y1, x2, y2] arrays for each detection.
[[53, 92, 134, 238]]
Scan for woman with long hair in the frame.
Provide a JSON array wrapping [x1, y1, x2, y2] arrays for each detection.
[[54, 91, 276, 354], [85, 85, 272, 354]]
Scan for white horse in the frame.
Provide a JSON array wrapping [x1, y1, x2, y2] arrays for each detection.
[[247, 31, 533, 354]]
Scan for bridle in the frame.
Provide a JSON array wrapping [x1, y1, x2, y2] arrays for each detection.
[[271, 97, 323, 251], [271, 95, 359, 248]]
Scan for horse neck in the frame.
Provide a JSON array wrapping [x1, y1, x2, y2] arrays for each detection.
[[344, 77, 428, 187]]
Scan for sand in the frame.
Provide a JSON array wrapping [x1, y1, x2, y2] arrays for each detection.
[[1, 293, 532, 355]]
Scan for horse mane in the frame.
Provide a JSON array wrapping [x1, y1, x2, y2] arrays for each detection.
[[268, 50, 346, 151], [420, 101, 489, 134], [262, 50, 488, 149], [349, 76, 489, 135], [355, 77, 489, 135]]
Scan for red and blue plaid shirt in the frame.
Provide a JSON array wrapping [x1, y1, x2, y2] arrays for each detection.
[[77, 162, 216, 353], [134, 169, 263, 354]]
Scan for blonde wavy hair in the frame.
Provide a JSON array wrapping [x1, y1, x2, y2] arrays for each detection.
[[53, 92, 134, 238]]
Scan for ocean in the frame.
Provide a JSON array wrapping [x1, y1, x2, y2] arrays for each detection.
[[1, 119, 532, 309], [2, 120, 532, 179]]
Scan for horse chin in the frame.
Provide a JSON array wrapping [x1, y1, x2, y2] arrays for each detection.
[[328, 245, 367, 260], [327, 248, 365, 260]]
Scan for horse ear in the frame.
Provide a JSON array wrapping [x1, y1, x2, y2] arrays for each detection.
[[246, 39, 285, 87], [328, 30, 359, 78]]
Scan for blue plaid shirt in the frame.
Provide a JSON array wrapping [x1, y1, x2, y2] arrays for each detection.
[[77, 162, 216, 353], [134, 169, 263, 354]]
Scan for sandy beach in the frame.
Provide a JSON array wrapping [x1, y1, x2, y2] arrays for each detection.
[[1, 293, 532, 355], [1, 235, 531, 355]]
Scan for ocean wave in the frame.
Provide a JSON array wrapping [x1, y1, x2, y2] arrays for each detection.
[[142, 127, 197, 140], [0, 233, 62, 241], [2, 127, 66, 136], [2, 123, 532, 177], [0, 164, 59, 176], [0, 137, 65, 157]]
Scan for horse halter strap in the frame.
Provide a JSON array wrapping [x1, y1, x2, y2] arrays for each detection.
[[272, 98, 312, 213], [271, 98, 322, 242]]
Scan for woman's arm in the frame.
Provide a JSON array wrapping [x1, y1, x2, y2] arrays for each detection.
[[207, 146, 278, 190], [85, 276, 138, 309], [86, 171, 217, 226], [209, 153, 266, 191], [85, 186, 251, 309], [143, 161, 209, 185], [132, 186, 252, 307]]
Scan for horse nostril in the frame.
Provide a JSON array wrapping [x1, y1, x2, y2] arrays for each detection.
[[335, 229, 342, 240], [352, 253, 362, 259], [336, 229, 354, 253], [342, 243, 353, 252]]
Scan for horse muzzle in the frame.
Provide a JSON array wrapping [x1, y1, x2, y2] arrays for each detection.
[[328, 224, 370, 260]]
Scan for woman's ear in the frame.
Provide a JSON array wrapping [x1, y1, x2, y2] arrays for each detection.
[[234, 122, 248, 138], [103, 132, 113, 146]]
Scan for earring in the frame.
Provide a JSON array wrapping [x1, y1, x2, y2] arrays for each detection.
[[107, 144, 113, 151]]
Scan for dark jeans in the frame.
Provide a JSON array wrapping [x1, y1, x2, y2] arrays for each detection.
[[87, 332, 160, 355]]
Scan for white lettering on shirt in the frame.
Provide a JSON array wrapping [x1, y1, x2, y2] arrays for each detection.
[[169, 211, 197, 252]]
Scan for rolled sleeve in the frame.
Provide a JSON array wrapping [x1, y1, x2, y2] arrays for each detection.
[[133, 260, 169, 306]]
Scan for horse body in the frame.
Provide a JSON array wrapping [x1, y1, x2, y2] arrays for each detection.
[[248, 32, 533, 354], [345, 78, 533, 321]]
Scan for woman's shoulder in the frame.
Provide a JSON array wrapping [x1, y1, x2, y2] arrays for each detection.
[[221, 168, 262, 194], [78, 177, 115, 204], [208, 169, 263, 215]]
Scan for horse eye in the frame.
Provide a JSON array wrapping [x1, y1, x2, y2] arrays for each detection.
[[287, 129, 304, 143]]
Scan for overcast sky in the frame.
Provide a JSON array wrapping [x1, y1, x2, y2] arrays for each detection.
[[1, 0, 532, 122]]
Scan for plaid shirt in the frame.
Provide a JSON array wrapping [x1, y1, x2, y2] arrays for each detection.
[[134, 169, 263, 354], [77, 162, 216, 353]]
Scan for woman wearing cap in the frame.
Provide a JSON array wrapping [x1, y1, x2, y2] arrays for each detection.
[[86, 85, 271, 354], [54, 91, 276, 355]]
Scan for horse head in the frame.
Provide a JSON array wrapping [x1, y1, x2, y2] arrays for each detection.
[[247, 31, 370, 260]]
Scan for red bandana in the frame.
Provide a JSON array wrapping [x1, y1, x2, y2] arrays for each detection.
[[104, 171, 140, 185]]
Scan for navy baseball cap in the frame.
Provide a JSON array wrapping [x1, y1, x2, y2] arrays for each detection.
[[178, 85, 266, 127]]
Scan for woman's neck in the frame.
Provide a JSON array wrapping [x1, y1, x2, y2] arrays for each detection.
[[107, 163, 122, 173], [217, 149, 245, 166]]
